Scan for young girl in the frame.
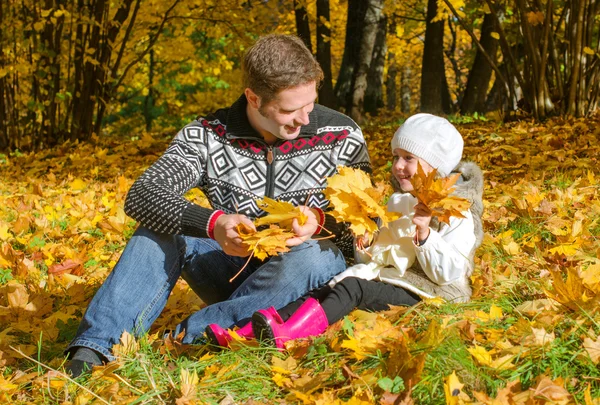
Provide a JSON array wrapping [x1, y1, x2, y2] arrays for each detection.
[[206, 113, 484, 349]]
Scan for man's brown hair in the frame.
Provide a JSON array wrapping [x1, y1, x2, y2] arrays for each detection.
[[242, 34, 323, 104]]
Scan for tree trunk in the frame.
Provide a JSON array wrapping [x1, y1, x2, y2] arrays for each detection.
[[567, 0, 586, 116], [364, 14, 387, 115], [0, 0, 7, 150], [460, 12, 499, 114], [144, 49, 155, 132], [93, 0, 138, 138], [401, 64, 412, 114], [334, 0, 368, 111], [420, 0, 447, 114], [40, 0, 66, 147], [316, 0, 336, 108], [386, 51, 398, 111], [293, 0, 312, 53], [348, 0, 384, 123], [445, 18, 464, 107]]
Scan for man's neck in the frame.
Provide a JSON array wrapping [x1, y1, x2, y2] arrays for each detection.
[[246, 104, 277, 145]]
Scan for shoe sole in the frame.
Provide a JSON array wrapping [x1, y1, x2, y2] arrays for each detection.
[[252, 311, 277, 345], [205, 327, 225, 349]]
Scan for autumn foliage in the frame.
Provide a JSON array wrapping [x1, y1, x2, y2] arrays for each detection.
[[2, 115, 600, 403]]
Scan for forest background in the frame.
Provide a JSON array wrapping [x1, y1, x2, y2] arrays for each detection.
[[1, 0, 600, 404]]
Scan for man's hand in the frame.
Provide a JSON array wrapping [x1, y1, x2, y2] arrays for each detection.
[[286, 206, 320, 247], [413, 202, 432, 242], [213, 214, 256, 257]]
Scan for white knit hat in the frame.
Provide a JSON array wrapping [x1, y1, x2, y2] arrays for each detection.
[[391, 113, 464, 177]]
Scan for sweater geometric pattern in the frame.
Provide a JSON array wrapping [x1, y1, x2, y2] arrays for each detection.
[[125, 95, 371, 256]]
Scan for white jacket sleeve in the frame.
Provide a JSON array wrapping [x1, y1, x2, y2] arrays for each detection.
[[414, 210, 476, 285]]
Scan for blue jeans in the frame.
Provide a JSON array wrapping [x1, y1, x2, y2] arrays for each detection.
[[67, 227, 346, 361]]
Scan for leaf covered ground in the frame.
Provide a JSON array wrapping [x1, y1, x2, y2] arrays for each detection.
[[1, 115, 600, 404]]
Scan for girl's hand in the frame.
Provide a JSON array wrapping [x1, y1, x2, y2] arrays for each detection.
[[413, 202, 432, 242], [355, 232, 372, 251]]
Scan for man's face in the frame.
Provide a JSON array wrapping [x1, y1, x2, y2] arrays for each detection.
[[254, 82, 317, 143], [392, 148, 433, 191]]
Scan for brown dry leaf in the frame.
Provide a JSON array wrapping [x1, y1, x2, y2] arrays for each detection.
[[2, 281, 30, 309], [522, 327, 555, 347], [408, 162, 471, 224], [271, 356, 298, 375], [47, 259, 84, 276], [519, 376, 571, 404], [514, 299, 560, 316], [324, 166, 400, 237], [583, 336, 600, 364], [386, 337, 426, 389], [112, 330, 138, 358], [472, 380, 521, 404], [176, 368, 199, 405], [254, 197, 307, 228]]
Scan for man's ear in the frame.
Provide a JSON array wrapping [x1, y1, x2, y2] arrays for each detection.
[[245, 88, 261, 109]]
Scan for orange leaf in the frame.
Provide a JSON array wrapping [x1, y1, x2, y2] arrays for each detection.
[[47, 259, 84, 276], [409, 162, 470, 224]]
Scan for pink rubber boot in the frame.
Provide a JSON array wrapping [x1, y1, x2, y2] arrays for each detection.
[[252, 297, 329, 349], [205, 307, 282, 348]]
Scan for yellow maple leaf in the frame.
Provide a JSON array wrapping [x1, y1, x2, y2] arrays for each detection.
[[325, 167, 400, 237], [545, 268, 597, 311], [581, 263, 600, 293], [0, 223, 11, 241], [444, 371, 470, 404], [254, 197, 307, 228], [69, 178, 86, 191], [467, 345, 492, 366], [409, 162, 471, 224], [237, 224, 294, 261]]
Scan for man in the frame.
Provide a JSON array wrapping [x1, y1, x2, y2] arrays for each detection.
[[66, 34, 371, 376]]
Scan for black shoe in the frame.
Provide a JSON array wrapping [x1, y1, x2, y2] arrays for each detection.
[[66, 359, 96, 378], [65, 347, 103, 378]]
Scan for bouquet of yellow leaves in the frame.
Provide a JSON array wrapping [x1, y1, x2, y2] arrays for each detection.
[[236, 221, 295, 262], [409, 161, 471, 224], [229, 197, 307, 282], [324, 166, 400, 238]]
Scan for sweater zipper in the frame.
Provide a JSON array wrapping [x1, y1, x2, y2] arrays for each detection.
[[265, 145, 275, 198]]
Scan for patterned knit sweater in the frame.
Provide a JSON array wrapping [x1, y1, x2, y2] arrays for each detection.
[[124, 94, 372, 255]]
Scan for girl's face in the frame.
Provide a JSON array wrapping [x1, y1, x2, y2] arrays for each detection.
[[392, 148, 434, 191]]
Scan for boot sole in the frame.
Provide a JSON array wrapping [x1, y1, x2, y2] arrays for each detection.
[[252, 311, 277, 345], [205, 327, 225, 349]]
